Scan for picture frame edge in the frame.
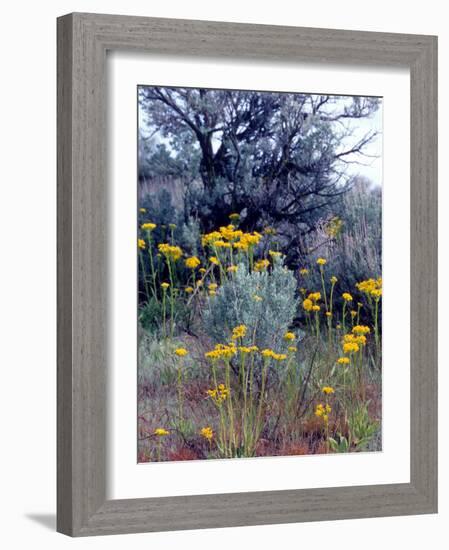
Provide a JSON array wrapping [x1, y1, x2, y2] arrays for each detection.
[[56, 12, 438, 537]]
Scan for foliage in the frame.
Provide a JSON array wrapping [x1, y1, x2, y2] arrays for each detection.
[[139, 87, 380, 257], [203, 260, 298, 351], [348, 402, 379, 451]]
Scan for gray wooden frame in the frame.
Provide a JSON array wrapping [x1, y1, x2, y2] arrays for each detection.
[[57, 12, 438, 537]]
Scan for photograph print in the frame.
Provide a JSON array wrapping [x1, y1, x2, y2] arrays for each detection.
[[137, 85, 382, 462]]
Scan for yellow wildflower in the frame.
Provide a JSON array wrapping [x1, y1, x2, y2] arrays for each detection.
[[161, 282, 169, 290], [302, 298, 313, 312], [330, 276, 338, 284], [213, 240, 231, 248], [206, 384, 230, 404], [199, 267, 207, 274], [316, 258, 327, 266], [308, 292, 321, 302], [283, 332, 295, 341], [238, 345, 259, 354], [260, 349, 286, 361], [139, 208, 146, 213], [356, 277, 382, 296], [209, 256, 220, 265], [326, 311, 332, 317], [205, 343, 237, 361], [269, 250, 282, 259], [227, 265, 238, 273], [315, 403, 332, 420], [352, 325, 371, 335], [158, 243, 182, 261], [174, 347, 188, 357], [200, 426, 214, 441], [350, 310, 357, 318], [288, 346, 297, 353], [231, 324, 247, 340], [312, 305, 320, 312], [154, 428, 169, 436], [209, 290, 217, 297], [138, 238, 146, 250], [322, 386, 335, 395], [254, 259, 270, 271], [185, 256, 201, 269], [337, 357, 350, 365], [141, 222, 157, 231], [253, 294, 263, 302], [343, 342, 360, 354], [185, 286, 194, 294], [299, 268, 309, 276], [342, 292, 353, 302], [371, 288, 382, 299]]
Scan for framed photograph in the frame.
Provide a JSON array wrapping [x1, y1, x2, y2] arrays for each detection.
[[57, 13, 437, 536]]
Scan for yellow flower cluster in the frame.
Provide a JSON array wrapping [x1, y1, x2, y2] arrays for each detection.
[[322, 386, 335, 395], [268, 250, 282, 259], [231, 324, 247, 340], [343, 341, 359, 354], [174, 347, 188, 357], [158, 243, 182, 261], [209, 256, 220, 265], [138, 238, 146, 250], [205, 343, 237, 360], [342, 292, 353, 302], [337, 357, 350, 365], [227, 265, 238, 273], [185, 256, 201, 269], [161, 282, 170, 290], [352, 325, 371, 335], [154, 428, 169, 436], [207, 384, 230, 404], [261, 349, 287, 361], [141, 222, 157, 231], [200, 426, 214, 441], [303, 291, 321, 312], [238, 345, 259, 354], [330, 276, 338, 284], [315, 403, 331, 421], [344, 333, 367, 346], [202, 225, 262, 252], [288, 346, 297, 353], [254, 259, 270, 271], [356, 277, 382, 299], [283, 332, 295, 341], [185, 286, 194, 294], [213, 240, 231, 249], [316, 258, 327, 266], [299, 268, 309, 275]]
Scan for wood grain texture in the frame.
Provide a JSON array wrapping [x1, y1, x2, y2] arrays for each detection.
[[57, 12, 438, 536]]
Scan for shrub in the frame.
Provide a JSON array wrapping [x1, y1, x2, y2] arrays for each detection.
[[203, 260, 298, 351]]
